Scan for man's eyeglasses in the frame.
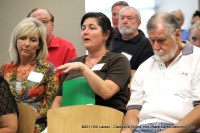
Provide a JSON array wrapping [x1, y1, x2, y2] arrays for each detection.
[[41, 19, 52, 26]]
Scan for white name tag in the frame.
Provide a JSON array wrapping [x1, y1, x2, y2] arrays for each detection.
[[91, 63, 105, 71], [27, 71, 44, 83], [121, 52, 132, 61]]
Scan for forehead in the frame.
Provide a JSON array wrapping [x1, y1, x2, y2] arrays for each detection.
[[18, 31, 39, 38], [83, 18, 98, 25], [112, 5, 125, 12], [192, 16, 200, 21], [171, 11, 183, 19], [120, 8, 136, 17], [148, 25, 168, 38], [191, 27, 200, 33], [30, 9, 51, 20]]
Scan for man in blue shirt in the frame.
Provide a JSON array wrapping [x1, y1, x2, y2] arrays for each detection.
[[170, 9, 190, 41]]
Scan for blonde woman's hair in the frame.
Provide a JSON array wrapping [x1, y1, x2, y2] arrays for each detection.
[[9, 17, 48, 65], [190, 21, 200, 32]]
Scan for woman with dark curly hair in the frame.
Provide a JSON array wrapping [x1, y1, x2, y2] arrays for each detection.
[[0, 75, 18, 133], [51, 12, 131, 114]]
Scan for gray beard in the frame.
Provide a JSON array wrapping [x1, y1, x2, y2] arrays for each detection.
[[154, 43, 178, 62], [119, 27, 133, 35]]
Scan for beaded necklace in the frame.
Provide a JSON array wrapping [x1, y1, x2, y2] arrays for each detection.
[[17, 66, 31, 75], [85, 51, 108, 68]]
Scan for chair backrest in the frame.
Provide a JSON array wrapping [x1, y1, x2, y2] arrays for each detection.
[[128, 69, 136, 88], [17, 102, 37, 133], [62, 77, 95, 106], [47, 105, 124, 133]]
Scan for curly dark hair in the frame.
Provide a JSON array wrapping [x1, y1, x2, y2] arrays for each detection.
[[0, 74, 19, 115], [193, 10, 200, 18]]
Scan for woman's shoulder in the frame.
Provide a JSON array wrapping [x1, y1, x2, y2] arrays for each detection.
[[0, 62, 17, 75], [106, 51, 129, 60], [69, 55, 86, 63], [36, 59, 56, 74], [103, 52, 130, 68], [0, 62, 15, 68], [38, 59, 55, 68]]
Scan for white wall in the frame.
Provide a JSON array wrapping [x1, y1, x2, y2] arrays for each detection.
[[156, 0, 199, 29]]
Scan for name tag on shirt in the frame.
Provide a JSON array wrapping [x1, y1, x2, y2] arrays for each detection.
[[121, 52, 132, 61], [27, 71, 44, 83], [91, 63, 105, 71]]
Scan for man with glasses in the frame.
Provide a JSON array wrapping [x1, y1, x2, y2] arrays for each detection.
[[27, 8, 77, 80]]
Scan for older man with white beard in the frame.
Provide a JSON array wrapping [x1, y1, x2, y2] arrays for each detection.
[[121, 12, 200, 133], [111, 6, 153, 70]]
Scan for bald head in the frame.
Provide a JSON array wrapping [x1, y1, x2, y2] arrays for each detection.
[[170, 9, 184, 27], [27, 8, 54, 44], [27, 8, 54, 22]]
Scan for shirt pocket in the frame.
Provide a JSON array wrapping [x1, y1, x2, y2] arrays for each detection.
[[170, 71, 192, 98]]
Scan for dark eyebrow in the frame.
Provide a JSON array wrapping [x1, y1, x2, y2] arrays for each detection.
[[82, 23, 98, 27]]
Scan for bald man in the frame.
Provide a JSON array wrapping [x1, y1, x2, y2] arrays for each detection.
[[170, 9, 190, 41], [27, 8, 77, 80]]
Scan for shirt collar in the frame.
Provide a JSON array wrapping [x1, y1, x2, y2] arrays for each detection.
[[48, 35, 59, 48], [182, 41, 193, 55]]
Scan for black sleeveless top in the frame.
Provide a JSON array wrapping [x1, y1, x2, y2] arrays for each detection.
[[0, 75, 18, 115]]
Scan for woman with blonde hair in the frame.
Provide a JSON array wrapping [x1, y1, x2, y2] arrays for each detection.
[[0, 17, 58, 133], [190, 21, 200, 47]]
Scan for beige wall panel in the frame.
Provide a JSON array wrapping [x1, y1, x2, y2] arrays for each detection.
[[0, 0, 85, 65]]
